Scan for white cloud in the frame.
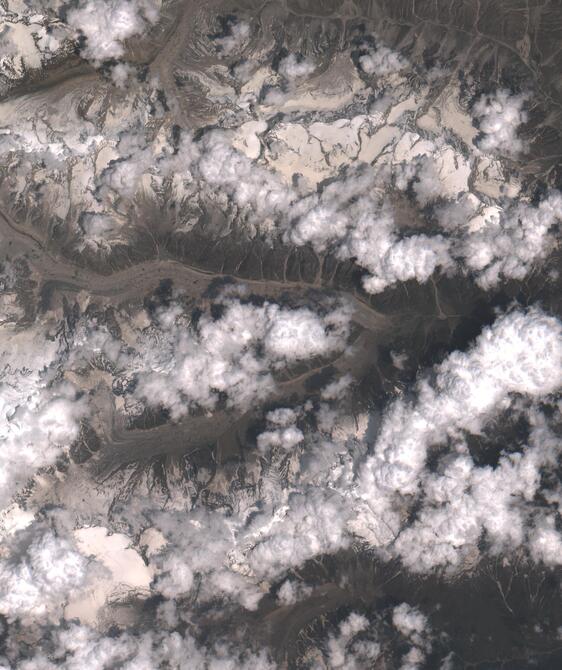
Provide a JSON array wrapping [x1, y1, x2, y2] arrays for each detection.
[[393, 603, 430, 646], [0, 384, 87, 507], [265, 407, 299, 426], [135, 295, 351, 419], [0, 524, 90, 623], [257, 425, 304, 452], [151, 552, 194, 600], [393, 603, 432, 670], [1, 26, 556, 300], [323, 612, 381, 670], [278, 54, 315, 80], [214, 20, 250, 55], [474, 89, 529, 156], [391, 423, 560, 571], [359, 42, 408, 77], [0, 323, 88, 509], [3, 77, 555, 297], [321, 374, 353, 401], [399, 646, 427, 670], [326, 612, 368, 667], [67, 0, 161, 64], [78, 213, 123, 253], [141, 125, 560, 294], [196, 132, 294, 228], [460, 191, 562, 288], [529, 515, 562, 567], [276, 579, 312, 606], [356, 308, 562, 550], [12, 623, 276, 670], [310, 603, 435, 670], [149, 507, 264, 610], [110, 62, 135, 87], [147, 486, 353, 612], [359, 230, 453, 294], [287, 170, 454, 294], [246, 488, 351, 579]]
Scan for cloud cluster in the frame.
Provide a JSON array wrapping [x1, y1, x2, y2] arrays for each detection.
[[156, 111, 557, 296], [277, 54, 315, 80], [194, 132, 295, 228], [276, 579, 312, 606], [392, 604, 432, 670], [473, 89, 529, 156], [135, 295, 351, 419], [285, 167, 455, 293], [10, 624, 276, 670], [529, 515, 562, 566], [150, 507, 264, 610], [3, 46, 557, 298], [1, 10, 562, 668], [67, 0, 160, 64], [393, 427, 560, 571], [459, 191, 562, 288], [356, 307, 562, 565], [246, 488, 351, 580], [313, 603, 434, 670], [214, 20, 250, 55], [173, 113, 558, 294], [323, 612, 381, 670], [146, 486, 353, 611], [359, 42, 408, 77], [1, 7, 556, 303], [0, 324, 87, 510], [0, 523, 91, 623], [257, 408, 304, 452]]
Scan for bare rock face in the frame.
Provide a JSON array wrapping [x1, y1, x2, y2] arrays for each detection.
[[0, 1, 561, 668]]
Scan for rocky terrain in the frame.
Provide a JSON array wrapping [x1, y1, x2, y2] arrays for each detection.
[[0, 1, 561, 668]]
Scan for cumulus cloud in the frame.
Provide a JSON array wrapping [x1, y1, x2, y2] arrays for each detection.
[[392, 604, 432, 670], [311, 604, 436, 670], [393, 434, 559, 571], [276, 579, 312, 606], [110, 62, 136, 87], [320, 374, 353, 401], [1, 19, 556, 301], [286, 168, 454, 293], [356, 308, 562, 550], [529, 515, 562, 566], [392, 603, 430, 646], [359, 41, 408, 77], [11, 623, 276, 670], [78, 213, 124, 253], [246, 488, 352, 580], [460, 191, 562, 288], [99, 127, 461, 295], [0, 323, 88, 509], [2, 10, 562, 666], [214, 20, 250, 55], [474, 89, 529, 156], [0, 523, 91, 623], [148, 487, 352, 611], [195, 132, 294, 228], [277, 54, 315, 80], [150, 507, 264, 610], [257, 424, 304, 452], [161, 127, 559, 294], [135, 295, 351, 419], [0, 383, 87, 508], [323, 612, 380, 670], [67, 0, 160, 64], [4, 79, 555, 298]]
